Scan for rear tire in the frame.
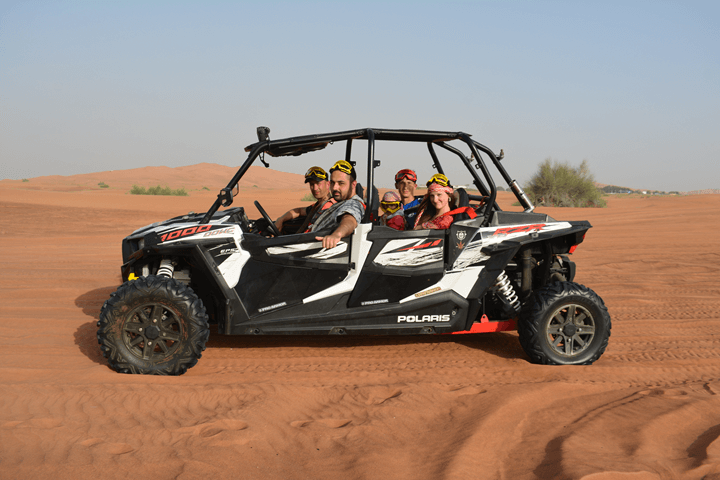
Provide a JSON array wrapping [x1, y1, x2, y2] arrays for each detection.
[[518, 281, 611, 365], [97, 275, 209, 375]]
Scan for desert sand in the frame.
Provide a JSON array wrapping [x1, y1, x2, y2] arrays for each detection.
[[1, 165, 720, 479]]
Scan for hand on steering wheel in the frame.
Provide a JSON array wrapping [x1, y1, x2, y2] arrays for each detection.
[[254, 201, 281, 237]]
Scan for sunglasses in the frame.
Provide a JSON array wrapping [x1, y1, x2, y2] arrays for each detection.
[[395, 169, 417, 183], [330, 160, 355, 177], [426, 173, 451, 187], [305, 166, 327, 180]]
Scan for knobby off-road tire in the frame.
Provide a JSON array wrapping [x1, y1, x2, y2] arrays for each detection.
[[518, 281, 611, 365], [97, 275, 210, 375]]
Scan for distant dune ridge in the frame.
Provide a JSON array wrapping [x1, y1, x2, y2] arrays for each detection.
[[595, 182, 719, 196], [683, 189, 720, 195], [4, 164, 717, 195], [0, 163, 305, 192]]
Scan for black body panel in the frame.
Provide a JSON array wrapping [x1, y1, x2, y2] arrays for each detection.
[[228, 290, 469, 336], [235, 259, 348, 316], [348, 227, 445, 307]]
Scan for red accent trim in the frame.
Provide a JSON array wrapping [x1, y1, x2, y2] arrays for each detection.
[[161, 223, 215, 242], [399, 239, 442, 251], [449, 319, 517, 334], [493, 223, 546, 236]]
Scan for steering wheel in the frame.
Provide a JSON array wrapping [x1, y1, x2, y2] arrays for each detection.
[[254, 201, 281, 237]]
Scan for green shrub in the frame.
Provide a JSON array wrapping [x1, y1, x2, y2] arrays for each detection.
[[22, 179, 29, 182], [202, 186, 210, 191], [98, 182, 109, 188], [129, 185, 188, 196], [301, 193, 315, 201], [525, 158, 606, 208]]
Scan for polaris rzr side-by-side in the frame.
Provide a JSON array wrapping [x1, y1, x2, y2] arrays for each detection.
[[98, 128, 611, 375]]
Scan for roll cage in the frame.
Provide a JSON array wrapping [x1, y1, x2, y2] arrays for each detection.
[[200, 128, 535, 225]]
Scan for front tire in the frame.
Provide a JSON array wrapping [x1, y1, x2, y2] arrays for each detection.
[[97, 275, 210, 375], [518, 281, 611, 365]]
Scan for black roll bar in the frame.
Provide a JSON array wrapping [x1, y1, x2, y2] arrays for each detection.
[[345, 138, 353, 163], [200, 127, 533, 226], [436, 142, 489, 195], [200, 140, 269, 224], [471, 140, 534, 212], [458, 133, 497, 226], [364, 129, 376, 222], [425, 143, 445, 175], [435, 141, 500, 213]]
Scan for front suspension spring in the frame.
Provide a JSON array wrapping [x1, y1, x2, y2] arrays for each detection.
[[157, 259, 174, 278]]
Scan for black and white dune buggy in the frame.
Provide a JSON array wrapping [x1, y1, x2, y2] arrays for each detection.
[[98, 128, 611, 375]]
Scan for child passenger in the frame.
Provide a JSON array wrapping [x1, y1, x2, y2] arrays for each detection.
[[380, 191, 406, 231]]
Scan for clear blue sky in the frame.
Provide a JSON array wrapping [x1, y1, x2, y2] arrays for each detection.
[[1, 0, 718, 191]]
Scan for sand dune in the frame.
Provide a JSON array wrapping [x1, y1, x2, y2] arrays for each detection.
[[0, 163, 305, 192], [1, 165, 720, 479]]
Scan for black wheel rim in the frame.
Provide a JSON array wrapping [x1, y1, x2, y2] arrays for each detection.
[[121, 303, 183, 361], [546, 303, 595, 357]]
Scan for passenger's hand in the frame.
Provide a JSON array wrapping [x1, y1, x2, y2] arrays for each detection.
[[274, 219, 283, 232], [315, 232, 342, 250]]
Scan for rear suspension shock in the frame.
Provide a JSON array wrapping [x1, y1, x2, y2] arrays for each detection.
[[494, 270, 521, 312]]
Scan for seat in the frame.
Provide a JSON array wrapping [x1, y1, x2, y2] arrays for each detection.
[[452, 188, 471, 222]]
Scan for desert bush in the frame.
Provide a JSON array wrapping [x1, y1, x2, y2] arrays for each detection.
[[301, 193, 315, 201], [202, 186, 210, 191], [130, 185, 188, 196], [525, 158, 606, 208], [98, 182, 109, 188], [22, 179, 29, 182]]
